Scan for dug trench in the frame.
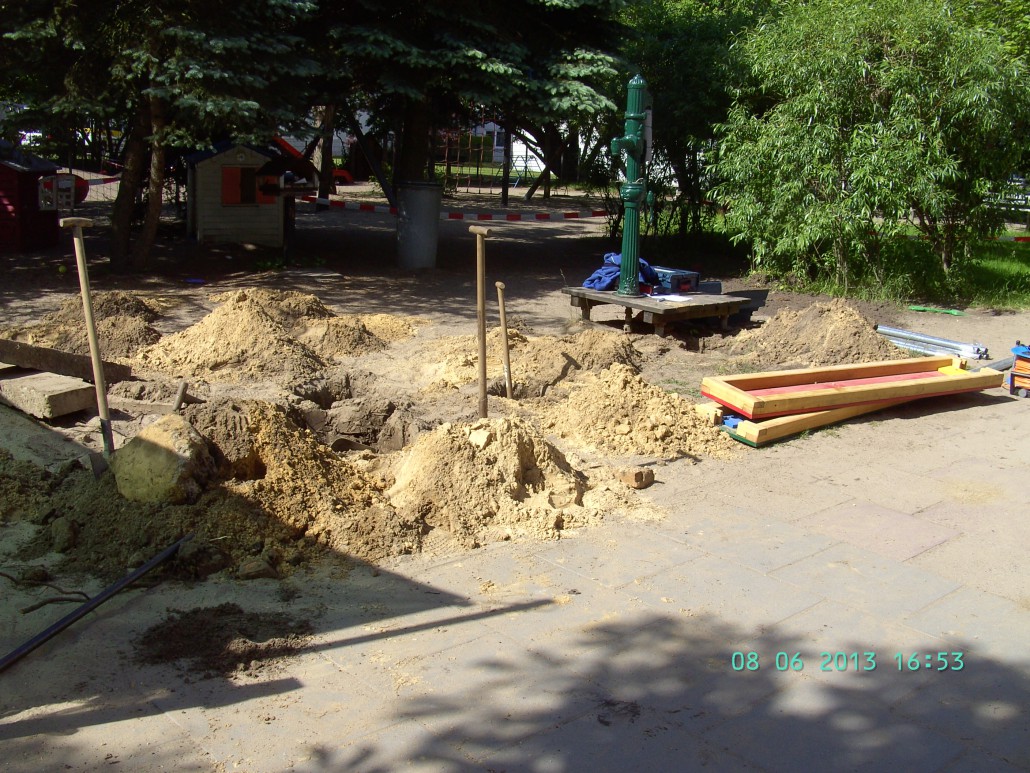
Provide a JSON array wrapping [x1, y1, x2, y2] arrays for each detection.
[[0, 287, 922, 677]]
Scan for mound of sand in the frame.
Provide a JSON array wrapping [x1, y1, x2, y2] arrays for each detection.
[[427, 327, 641, 396], [387, 416, 599, 549], [217, 401, 424, 562], [0, 449, 53, 522], [542, 364, 737, 460], [729, 299, 905, 369], [137, 292, 327, 383], [11, 398, 431, 579], [137, 290, 421, 383], [0, 291, 161, 358]]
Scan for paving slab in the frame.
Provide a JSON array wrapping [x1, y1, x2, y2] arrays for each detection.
[[797, 500, 960, 561], [672, 504, 841, 572], [906, 532, 1030, 603], [622, 553, 823, 627], [769, 543, 962, 619], [895, 674, 1030, 769], [820, 463, 948, 513], [702, 676, 968, 773], [903, 587, 1030, 664], [532, 522, 706, 589]]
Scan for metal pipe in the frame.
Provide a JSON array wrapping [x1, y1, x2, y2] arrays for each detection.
[[0, 534, 194, 673], [880, 338, 987, 359], [875, 325, 988, 355]]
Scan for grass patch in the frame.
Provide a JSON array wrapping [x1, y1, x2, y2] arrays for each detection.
[[961, 241, 1030, 309]]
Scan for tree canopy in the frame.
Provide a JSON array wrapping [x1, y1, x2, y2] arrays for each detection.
[[713, 0, 1029, 289]]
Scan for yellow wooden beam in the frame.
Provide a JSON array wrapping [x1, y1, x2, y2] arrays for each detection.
[[733, 399, 915, 445]]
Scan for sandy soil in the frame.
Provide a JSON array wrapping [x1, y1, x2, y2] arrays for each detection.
[[1, 194, 1026, 678]]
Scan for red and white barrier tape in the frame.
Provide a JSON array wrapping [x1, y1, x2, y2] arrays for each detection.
[[300, 195, 607, 221]]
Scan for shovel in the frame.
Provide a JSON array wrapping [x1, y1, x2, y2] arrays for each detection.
[[60, 217, 114, 457]]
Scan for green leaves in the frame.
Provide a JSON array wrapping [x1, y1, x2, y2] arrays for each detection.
[[714, 0, 1029, 287]]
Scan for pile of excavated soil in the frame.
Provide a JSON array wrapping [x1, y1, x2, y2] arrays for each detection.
[[213, 401, 425, 562], [541, 364, 737, 460], [0, 449, 53, 523], [135, 603, 314, 680], [725, 299, 905, 369], [0, 291, 162, 358], [12, 398, 428, 580], [136, 289, 418, 384], [426, 327, 642, 397], [17, 466, 306, 580], [387, 416, 600, 549]]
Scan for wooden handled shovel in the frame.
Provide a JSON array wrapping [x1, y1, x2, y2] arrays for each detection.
[[60, 217, 114, 457], [469, 225, 492, 418], [495, 281, 513, 399]]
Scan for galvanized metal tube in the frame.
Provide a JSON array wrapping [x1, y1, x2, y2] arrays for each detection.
[[875, 325, 988, 354], [881, 338, 986, 359]]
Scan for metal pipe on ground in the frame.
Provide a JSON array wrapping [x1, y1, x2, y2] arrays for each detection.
[[879, 337, 987, 360], [881, 339, 986, 359], [875, 325, 988, 356], [0, 534, 194, 673]]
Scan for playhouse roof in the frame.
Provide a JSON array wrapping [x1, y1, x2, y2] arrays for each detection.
[[0, 140, 60, 174], [185, 141, 275, 166]]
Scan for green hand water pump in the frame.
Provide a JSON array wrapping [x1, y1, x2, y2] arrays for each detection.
[[610, 74, 652, 297]]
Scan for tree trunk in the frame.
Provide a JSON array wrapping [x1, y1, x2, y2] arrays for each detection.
[[109, 104, 149, 272], [130, 95, 167, 270], [396, 97, 431, 183], [314, 105, 336, 210]]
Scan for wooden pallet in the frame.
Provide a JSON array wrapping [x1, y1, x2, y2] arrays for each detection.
[[701, 356, 1004, 420], [561, 287, 747, 336]]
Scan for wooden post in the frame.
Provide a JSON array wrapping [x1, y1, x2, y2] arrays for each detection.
[[469, 226, 492, 418], [495, 281, 513, 399], [60, 217, 114, 457]]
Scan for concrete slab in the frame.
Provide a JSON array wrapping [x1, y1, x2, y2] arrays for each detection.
[[672, 504, 839, 572], [623, 553, 823, 627], [703, 677, 968, 773], [903, 587, 1030, 663], [907, 533, 1030, 603], [797, 500, 960, 561], [0, 369, 95, 419], [769, 543, 961, 619]]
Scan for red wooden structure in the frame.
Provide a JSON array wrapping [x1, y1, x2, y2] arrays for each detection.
[[0, 140, 61, 251]]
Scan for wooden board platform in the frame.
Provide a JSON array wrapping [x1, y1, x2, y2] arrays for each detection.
[[701, 356, 1004, 419], [561, 287, 747, 336]]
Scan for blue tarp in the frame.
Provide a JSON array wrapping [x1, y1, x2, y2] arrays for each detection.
[[582, 253, 660, 291]]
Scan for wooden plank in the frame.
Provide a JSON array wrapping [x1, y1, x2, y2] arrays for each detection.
[[705, 356, 955, 391], [0, 370, 96, 418], [560, 287, 747, 326], [0, 340, 132, 383], [703, 365, 1004, 419], [730, 399, 916, 446]]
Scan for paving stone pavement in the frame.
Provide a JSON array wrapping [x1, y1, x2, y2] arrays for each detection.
[[1, 383, 1028, 771]]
